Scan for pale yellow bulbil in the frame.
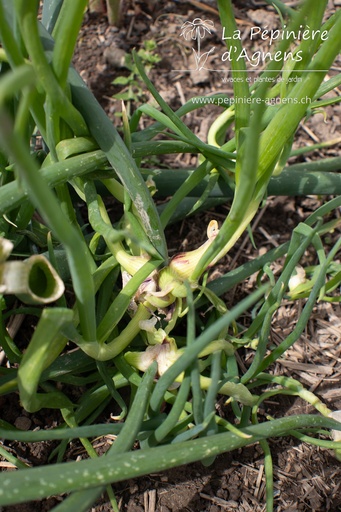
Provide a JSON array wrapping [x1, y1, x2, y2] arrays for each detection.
[[139, 220, 219, 307], [125, 334, 180, 376], [125, 326, 257, 403], [288, 265, 306, 292], [118, 221, 220, 311], [169, 220, 219, 280]]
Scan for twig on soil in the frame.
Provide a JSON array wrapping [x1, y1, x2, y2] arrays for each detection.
[[200, 492, 239, 509]]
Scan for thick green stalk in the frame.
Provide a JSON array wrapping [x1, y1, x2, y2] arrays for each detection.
[[147, 161, 341, 198], [0, 150, 108, 216]]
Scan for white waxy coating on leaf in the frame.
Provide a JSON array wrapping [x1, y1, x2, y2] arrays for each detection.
[[134, 193, 162, 245]]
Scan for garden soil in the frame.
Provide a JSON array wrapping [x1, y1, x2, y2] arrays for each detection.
[[2, 1, 341, 511]]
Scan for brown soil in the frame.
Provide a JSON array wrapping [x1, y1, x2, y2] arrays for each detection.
[[2, 1, 341, 511]]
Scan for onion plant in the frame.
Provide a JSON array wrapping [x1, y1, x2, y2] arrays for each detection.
[[0, 0, 341, 510]]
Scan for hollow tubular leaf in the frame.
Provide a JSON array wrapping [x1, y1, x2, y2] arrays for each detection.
[[0, 255, 65, 304]]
